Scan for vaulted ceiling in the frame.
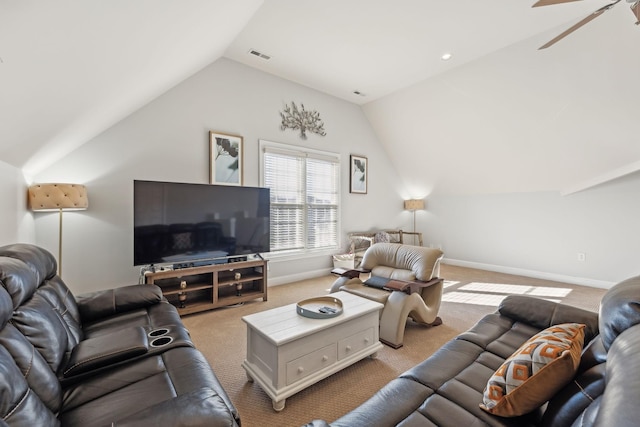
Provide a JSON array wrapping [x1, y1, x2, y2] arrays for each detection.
[[2, 0, 639, 194]]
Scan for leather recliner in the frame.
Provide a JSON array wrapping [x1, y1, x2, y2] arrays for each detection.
[[331, 243, 444, 348], [0, 243, 240, 426]]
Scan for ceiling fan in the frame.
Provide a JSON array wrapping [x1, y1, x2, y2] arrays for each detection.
[[534, 0, 640, 49]]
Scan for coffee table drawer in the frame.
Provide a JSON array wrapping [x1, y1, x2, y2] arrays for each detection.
[[338, 327, 374, 360], [286, 343, 337, 385]]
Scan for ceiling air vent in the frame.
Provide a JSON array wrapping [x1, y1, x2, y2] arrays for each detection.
[[248, 49, 271, 60]]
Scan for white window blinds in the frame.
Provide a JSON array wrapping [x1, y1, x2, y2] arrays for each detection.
[[261, 141, 340, 253]]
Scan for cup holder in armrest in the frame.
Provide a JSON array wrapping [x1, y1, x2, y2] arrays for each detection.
[[144, 325, 194, 352], [150, 336, 174, 347], [148, 328, 170, 337]]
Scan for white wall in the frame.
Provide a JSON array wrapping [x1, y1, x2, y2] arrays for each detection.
[[33, 58, 406, 293], [421, 172, 640, 288], [0, 161, 34, 246], [361, 28, 640, 289]]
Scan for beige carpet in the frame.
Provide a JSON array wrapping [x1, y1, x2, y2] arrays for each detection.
[[181, 264, 606, 427]]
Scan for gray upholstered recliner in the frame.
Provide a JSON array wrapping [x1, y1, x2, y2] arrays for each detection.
[[331, 243, 444, 348]]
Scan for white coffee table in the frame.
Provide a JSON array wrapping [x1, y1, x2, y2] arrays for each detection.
[[241, 291, 384, 411]]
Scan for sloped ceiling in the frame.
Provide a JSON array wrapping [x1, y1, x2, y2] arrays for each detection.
[[0, 0, 263, 175], [363, 8, 640, 195], [2, 0, 639, 194]]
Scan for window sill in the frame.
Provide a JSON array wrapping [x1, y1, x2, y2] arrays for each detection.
[[263, 248, 338, 263]]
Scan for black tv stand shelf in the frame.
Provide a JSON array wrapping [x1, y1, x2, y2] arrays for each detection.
[[144, 258, 268, 315]]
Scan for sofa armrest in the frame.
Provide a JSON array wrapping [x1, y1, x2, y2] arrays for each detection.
[[111, 387, 240, 427], [499, 295, 599, 342], [76, 284, 163, 322], [383, 277, 443, 295], [593, 324, 640, 427], [63, 327, 149, 378]]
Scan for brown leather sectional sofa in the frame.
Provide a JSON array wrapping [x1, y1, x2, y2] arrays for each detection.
[[307, 275, 640, 426], [0, 243, 239, 426]]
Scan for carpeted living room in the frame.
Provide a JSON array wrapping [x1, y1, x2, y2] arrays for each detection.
[[2, 1, 640, 427], [180, 265, 606, 426]]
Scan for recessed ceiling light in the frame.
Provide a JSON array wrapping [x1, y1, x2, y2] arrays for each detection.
[[441, 53, 453, 61]]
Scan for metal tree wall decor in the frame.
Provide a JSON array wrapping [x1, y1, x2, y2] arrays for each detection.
[[279, 101, 326, 140]]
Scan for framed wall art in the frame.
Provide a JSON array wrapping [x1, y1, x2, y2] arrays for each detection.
[[210, 131, 243, 186], [350, 155, 367, 194]]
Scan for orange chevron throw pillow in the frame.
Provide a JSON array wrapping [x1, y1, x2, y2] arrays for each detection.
[[480, 323, 585, 417]]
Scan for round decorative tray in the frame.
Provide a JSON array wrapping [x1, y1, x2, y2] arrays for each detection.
[[296, 296, 343, 319]]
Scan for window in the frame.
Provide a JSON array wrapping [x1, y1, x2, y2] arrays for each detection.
[[260, 140, 340, 253]]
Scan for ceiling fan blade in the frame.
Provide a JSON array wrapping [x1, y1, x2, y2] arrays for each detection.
[[538, 1, 621, 49], [532, 0, 583, 7], [631, 2, 640, 25], [539, 11, 604, 48]]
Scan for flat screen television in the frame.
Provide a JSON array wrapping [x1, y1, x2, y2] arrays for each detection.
[[134, 180, 270, 266]]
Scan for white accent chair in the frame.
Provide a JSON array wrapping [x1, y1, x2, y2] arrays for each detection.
[[331, 243, 444, 348], [348, 229, 423, 267]]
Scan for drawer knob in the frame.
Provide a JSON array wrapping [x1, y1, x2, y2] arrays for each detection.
[[346, 345, 352, 352], [364, 338, 370, 343], [322, 355, 328, 362], [298, 367, 304, 373]]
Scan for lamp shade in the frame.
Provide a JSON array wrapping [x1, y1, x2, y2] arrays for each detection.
[[404, 199, 425, 211], [28, 183, 89, 211]]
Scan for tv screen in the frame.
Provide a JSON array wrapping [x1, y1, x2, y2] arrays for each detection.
[[134, 180, 270, 266]]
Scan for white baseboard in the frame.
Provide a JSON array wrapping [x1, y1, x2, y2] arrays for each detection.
[[266, 260, 616, 290], [443, 258, 615, 289], [268, 268, 332, 287]]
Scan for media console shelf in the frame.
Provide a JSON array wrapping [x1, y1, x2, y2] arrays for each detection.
[[144, 258, 268, 315]]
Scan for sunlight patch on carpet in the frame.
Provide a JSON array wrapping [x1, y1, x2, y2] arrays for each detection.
[[442, 291, 507, 306], [460, 283, 532, 295], [443, 282, 571, 306], [527, 286, 572, 297]]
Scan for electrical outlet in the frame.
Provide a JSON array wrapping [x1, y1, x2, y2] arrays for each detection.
[[577, 252, 586, 262]]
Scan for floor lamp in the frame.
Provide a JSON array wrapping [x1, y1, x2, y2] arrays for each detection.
[[28, 183, 89, 277], [404, 199, 425, 245]]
